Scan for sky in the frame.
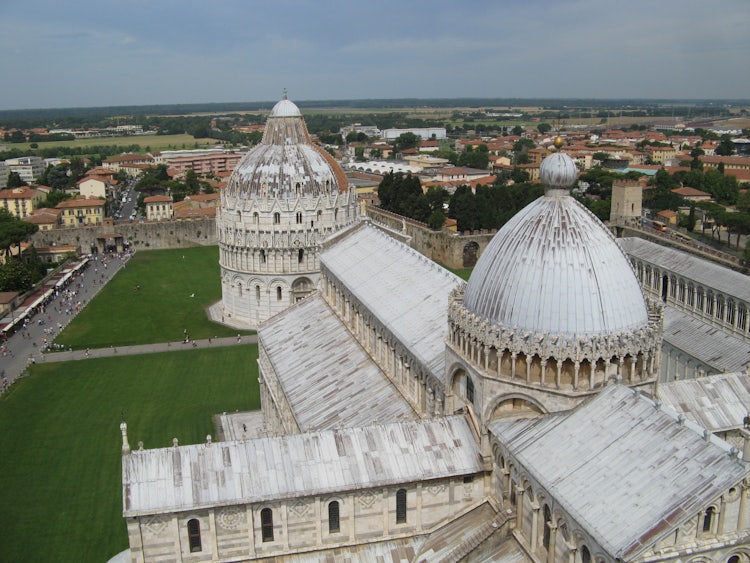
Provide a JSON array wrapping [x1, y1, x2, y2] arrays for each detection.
[[1, 0, 749, 111]]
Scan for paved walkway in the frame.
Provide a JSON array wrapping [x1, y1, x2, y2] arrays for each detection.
[[41, 334, 258, 363]]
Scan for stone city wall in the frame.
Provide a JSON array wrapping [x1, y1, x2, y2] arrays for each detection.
[[30, 209, 497, 269], [363, 205, 495, 270], [31, 217, 216, 253]]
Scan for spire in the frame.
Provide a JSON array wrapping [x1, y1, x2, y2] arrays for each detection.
[[282, 87, 288, 100]]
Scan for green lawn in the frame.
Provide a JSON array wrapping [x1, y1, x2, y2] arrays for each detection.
[[0, 345, 260, 562], [0, 245, 261, 561], [57, 246, 252, 349], [447, 266, 473, 281], [15, 133, 217, 154]]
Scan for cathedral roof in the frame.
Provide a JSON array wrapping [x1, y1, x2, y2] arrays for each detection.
[[122, 415, 481, 516], [258, 294, 417, 431], [490, 384, 749, 560], [322, 222, 464, 380], [224, 95, 348, 200], [463, 152, 648, 337]]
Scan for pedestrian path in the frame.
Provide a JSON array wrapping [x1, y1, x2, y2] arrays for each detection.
[[42, 334, 259, 363]]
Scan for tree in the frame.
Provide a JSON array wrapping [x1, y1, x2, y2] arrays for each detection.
[[377, 172, 426, 219], [510, 167, 530, 184], [6, 171, 26, 189], [511, 125, 523, 136], [184, 169, 200, 195], [537, 123, 552, 134], [457, 144, 489, 169], [715, 137, 735, 156], [427, 210, 446, 231], [393, 132, 420, 154], [448, 185, 480, 231], [0, 208, 39, 259]]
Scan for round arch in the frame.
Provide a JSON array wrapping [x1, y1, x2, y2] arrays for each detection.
[[485, 392, 546, 422]]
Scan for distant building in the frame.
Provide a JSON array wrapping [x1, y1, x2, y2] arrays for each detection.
[[23, 207, 62, 231], [671, 186, 712, 202], [55, 197, 106, 226], [144, 195, 173, 221], [77, 175, 110, 199], [382, 127, 447, 141], [4, 156, 45, 184], [0, 186, 44, 219], [157, 149, 244, 177]]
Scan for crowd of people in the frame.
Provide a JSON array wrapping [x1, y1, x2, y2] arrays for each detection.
[[0, 249, 135, 395]]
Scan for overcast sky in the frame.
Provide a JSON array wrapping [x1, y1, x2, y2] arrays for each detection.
[[1, 0, 748, 111]]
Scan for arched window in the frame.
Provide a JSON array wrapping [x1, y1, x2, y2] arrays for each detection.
[[466, 377, 475, 405], [276, 286, 282, 301], [296, 211, 302, 224], [260, 249, 266, 263], [273, 212, 280, 224], [261, 508, 274, 542], [703, 506, 715, 533], [256, 285, 261, 300], [187, 518, 202, 552], [396, 488, 407, 524], [581, 545, 591, 563], [728, 556, 740, 563], [543, 505, 552, 550], [298, 249, 304, 263], [328, 501, 340, 533]]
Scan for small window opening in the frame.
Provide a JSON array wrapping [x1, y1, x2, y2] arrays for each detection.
[[328, 501, 340, 533], [261, 508, 274, 542], [396, 488, 407, 524], [187, 518, 202, 552]]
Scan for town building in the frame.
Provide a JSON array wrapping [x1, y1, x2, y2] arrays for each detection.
[[23, 207, 62, 231], [77, 175, 111, 199], [56, 196, 106, 227], [4, 156, 45, 184], [144, 195, 174, 221], [0, 186, 44, 219]]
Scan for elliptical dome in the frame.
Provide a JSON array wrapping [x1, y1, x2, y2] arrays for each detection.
[[463, 152, 648, 337], [225, 94, 347, 200]]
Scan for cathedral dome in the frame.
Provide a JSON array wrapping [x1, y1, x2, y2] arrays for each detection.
[[463, 152, 648, 337], [225, 94, 348, 200]]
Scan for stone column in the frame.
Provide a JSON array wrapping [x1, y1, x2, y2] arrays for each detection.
[[530, 504, 540, 550], [738, 481, 748, 531], [547, 520, 558, 563], [515, 487, 525, 530]]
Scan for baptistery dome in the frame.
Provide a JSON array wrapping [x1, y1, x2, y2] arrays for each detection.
[[216, 93, 358, 329], [463, 152, 648, 336], [225, 95, 348, 200]]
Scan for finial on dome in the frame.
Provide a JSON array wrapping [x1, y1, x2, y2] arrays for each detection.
[[553, 136, 565, 150], [282, 88, 288, 100], [540, 151, 578, 194]]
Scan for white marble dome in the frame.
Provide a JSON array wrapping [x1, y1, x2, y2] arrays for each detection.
[[463, 153, 648, 337], [225, 95, 347, 200], [539, 151, 579, 190]]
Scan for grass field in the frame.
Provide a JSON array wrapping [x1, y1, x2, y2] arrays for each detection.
[[56, 246, 252, 349], [0, 246, 261, 562], [16, 133, 218, 154]]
